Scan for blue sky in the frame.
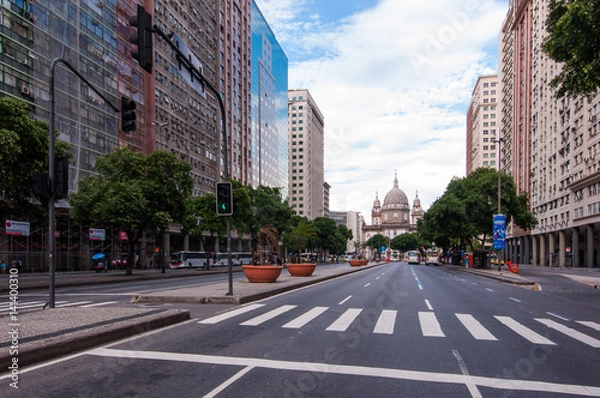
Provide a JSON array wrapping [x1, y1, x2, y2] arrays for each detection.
[[255, 0, 509, 222]]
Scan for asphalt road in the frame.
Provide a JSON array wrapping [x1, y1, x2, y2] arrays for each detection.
[[2, 263, 599, 397]]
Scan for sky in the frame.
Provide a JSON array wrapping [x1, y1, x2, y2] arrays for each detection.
[[255, 0, 509, 223]]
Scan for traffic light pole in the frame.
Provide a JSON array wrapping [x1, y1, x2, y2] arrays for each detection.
[[152, 28, 234, 295], [48, 58, 119, 308]]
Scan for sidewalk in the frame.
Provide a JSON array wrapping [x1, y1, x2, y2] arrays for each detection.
[[0, 262, 383, 370], [449, 264, 537, 286]]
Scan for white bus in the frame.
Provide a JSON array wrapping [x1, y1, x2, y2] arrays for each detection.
[[215, 252, 253, 266], [169, 251, 213, 269]]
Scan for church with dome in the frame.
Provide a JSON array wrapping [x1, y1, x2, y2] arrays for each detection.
[[361, 172, 423, 243]]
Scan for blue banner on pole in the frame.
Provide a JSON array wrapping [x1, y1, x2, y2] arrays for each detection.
[[493, 214, 506, 250]]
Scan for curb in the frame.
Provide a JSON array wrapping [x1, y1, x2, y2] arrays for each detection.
[[0, 309, 190, 370], [449, 265, 535, 286], [132, 263, 385, 305]]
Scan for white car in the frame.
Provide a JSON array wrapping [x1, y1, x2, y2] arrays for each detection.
[[406, 251, 421, 264]]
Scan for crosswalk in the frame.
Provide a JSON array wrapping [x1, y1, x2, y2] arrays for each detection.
[[199, 304, 600, 348], [0, 300, 119, 313]]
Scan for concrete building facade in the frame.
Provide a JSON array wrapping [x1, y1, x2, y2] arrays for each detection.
[[499, 0, 600, 268], [287, 89, 325, 220], [467, 74, 499, 175]]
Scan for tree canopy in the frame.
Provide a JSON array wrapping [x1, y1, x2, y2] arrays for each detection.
[[0, 97, 70, 221], [542, 0, 600, 98], [69, 148, 193, 274], [418, 168, 537, 253]]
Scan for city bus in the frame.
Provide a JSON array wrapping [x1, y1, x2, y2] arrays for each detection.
[[215, 252, 253, 266], [169, 251, 212, 269]]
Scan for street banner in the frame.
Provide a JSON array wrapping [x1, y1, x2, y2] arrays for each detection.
[[89, 228, 106, 241], [493, 214, 506, 250], [5, 220, 30, 236]]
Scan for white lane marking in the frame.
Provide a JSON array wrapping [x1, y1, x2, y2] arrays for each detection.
[[486, 288, 495, 292], [80, 301, 119, 308], [535, 318, 600, 348], [424, 299, 433, 311], [326, 308, 362, 332], [240, 305, 297, 326], [282, 307, 329, 329], [509, 297, 522, 303], [455, 314, 498, 341], [338, 295, 352, 305], [376, 276, 380, 280], [204, 366, 254, 398], [419, 312, 445, 337], [199, 304, 265, 324], [364, 283, 371, 288], [373, 310, 397, 335], [55, 301, 92, 307], [546, 311, 571, 322], [578, 321, 600, 331], [452, 349, 483, 398], [495, 316, 556, 345], [88, 348, 600, 396]]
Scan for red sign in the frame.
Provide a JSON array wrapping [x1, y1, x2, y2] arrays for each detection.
[[119, 231, 129, 241]]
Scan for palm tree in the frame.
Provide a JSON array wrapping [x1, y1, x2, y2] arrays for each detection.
[[288, 219, 316, 263], [257, 225, 280, 265]]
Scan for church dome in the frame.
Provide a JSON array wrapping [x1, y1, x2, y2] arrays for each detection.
[[383, 174, 409, 208]]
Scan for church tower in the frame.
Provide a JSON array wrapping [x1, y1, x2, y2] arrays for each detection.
[[371, 192, 381, 226], [411, 191, 423, 225]]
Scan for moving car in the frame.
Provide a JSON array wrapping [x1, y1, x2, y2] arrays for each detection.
[[406, 250, 421, 264]]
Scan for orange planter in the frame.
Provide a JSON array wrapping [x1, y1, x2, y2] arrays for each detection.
[[242, 265, 282, 283], [361, 259, 369, 265], [349, 260, 362, 266], [286, 263, 317, 277]]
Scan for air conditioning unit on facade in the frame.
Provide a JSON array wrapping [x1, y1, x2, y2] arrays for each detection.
[[20, 84, 31, 96]]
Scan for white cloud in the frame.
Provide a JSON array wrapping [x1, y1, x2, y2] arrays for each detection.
[[255, 0, 508, 223]]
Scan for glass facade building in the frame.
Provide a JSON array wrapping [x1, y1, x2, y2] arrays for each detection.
[[250, 0, 288, 198]]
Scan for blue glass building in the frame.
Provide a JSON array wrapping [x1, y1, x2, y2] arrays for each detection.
[[250, 0, 288, 198]]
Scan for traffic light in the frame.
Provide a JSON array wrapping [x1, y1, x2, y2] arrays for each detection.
[[54, 157, 69, 199], [216, 182, 233, 216], [32, 172, 49, 198], [128, 4, 153, 73], [121, 96, 136, 132]]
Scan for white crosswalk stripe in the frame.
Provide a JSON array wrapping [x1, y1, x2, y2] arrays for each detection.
[[536, 318, 600, 348], [419, 311, 445, 337], [0, 300, 119, 311], [326, 308, 363, 332], [199, 303, 265, 324], [495, 316, 556, 345], [578, 321, 600, 332], [0, 301, 46, 312], [373, 309, 397, 335], [240, 305, 297, 326], [456, 313, 498, 341], [80, 301, 119, 308], [282, 306, 329, 329], [196, 304, 598, 349]]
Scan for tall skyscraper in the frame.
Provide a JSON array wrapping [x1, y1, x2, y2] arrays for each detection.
[[466, 75, 499, 175], [251, 0, 288, 196], [288, 89, 324, 219]]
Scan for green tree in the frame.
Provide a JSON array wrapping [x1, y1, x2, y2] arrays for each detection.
[[312, 217, 339, 259], [391, 232, 427, 252], [366, 234, 387, 258], [0, 97, 70, 221], [246, 186, 294, 254], [69, 148, 193, 275], [417, 168, 537, 253], [284, 218, 317, 263], [333, 224, 353, 255], [542, 0, 600, 98]]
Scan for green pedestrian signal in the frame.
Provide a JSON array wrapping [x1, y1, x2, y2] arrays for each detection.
[[216, 182, 233, 216]]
